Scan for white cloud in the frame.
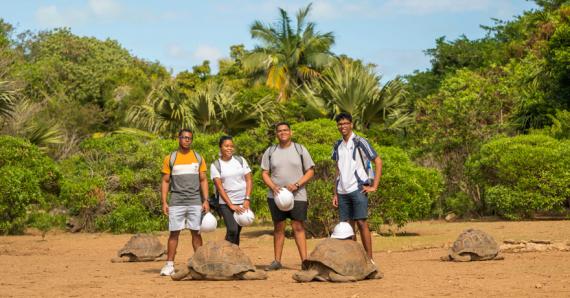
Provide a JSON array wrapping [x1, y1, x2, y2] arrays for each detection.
[[167, 44, 190, 59], [35, 5, 90, 27], [88, 0, 122, 18], [193, 45, 223, 63], [35, 5, 65, 27]]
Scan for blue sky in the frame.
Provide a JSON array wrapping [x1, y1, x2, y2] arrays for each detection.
[[2, 0, 537, 80]]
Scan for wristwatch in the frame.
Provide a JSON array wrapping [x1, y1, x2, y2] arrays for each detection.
[[245, 196, 250, 201], [294, 182, 301, 189]]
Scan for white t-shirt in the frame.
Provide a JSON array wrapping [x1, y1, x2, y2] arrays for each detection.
[[336, 133, 374, 194], [210, 157, 251, 205]]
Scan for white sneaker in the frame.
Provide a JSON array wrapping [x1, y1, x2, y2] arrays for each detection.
[[160, 264, 175, 276]]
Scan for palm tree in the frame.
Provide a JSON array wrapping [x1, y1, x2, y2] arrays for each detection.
[[126, 79, 195, 137], [304, 59, 413, 130], [243, 3, 335, 102], [0, 80, 16, 121]]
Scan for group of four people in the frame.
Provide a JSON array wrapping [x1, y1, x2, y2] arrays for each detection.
[[159, 113, 382, 276]]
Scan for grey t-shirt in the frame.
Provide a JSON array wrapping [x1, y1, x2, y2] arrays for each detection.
[[261, 143, 315, 201]]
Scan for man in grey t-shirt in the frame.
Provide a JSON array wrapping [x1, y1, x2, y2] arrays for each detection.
[[261, 122, 315, 271]]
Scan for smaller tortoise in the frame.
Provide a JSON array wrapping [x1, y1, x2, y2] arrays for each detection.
[[292, 238, 383, 282], [111, 234, 167, 263], [171, 240, 267, 281], [441, 228, 504, 262]]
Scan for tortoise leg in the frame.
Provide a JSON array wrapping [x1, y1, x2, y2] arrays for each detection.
[[154, 254, 167, 262], [111, 256, 132, 263], [292, 269, 319, 282], [171, 267, 191, 281], [189, 268, 205, 280], [239, 270, 267, 280], [494, 253, 505, 261], [329, 272, 357, 283], [367, 270, 384, 280], [440, 255, 452, 262], [452, 253, 472, 262]]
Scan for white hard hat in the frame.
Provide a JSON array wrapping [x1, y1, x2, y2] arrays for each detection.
[[331, 222, 354, 239], [200, 212, 217, 233], [233, 209, 255, 227], [274, 188, 294, 211]]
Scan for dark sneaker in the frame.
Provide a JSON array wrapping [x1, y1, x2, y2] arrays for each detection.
[[265, 260, 282, 271]]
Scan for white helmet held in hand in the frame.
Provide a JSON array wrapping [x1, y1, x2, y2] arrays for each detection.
[[200, 212, 217, 233], [233, 209, 255, 227], [331, 222, 354, 239], [274, 188, 294, 211]]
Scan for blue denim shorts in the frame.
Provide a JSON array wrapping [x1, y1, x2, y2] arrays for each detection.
[[338, 189, 368, 221]]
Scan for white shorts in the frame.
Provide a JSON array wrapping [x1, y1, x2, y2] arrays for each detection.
[[168, 205, 202, 231]]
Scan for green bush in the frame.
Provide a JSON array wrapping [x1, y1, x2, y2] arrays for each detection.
[[369, 146, 443, 230], [0, 135, 60, 197], [467, 134, 570, 219], [59, 134, 173, 232], [444, 191, 476, 217], [0, 166, 42, 234], [306, 179, 338, 238], [0, 136, 61, 234]]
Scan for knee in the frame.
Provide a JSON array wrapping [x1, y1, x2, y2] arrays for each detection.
[[291, 221, 305, 233], [169, 231, 180, 240]]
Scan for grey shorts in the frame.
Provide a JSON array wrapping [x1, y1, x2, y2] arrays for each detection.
[[168, 205, 202, 231], [267, 198, 307, 222], [338, 189, 368, 221]]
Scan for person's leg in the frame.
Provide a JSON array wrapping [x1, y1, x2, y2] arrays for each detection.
[[166, 230, 180, 261], [190, 229, 203, 251], [219, 204, 240, 245], [273, 220, 286, 262], [166, 206, 186, 261], [290, 201, 308, 262], [186, 205, 204, 252], [356, 219, 373, 259], [353, 190, 372, 259], [338, 193, 356, 240], [291, 220, 307, 261], [266, 198, 286, 270]]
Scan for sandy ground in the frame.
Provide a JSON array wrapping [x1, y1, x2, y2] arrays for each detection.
[[1, 220, 570, 297]]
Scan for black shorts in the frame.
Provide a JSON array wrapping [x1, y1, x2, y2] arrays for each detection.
[[267, 198, 307, 222]]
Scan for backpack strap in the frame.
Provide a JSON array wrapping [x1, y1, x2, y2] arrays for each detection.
[[213, 159, 222, 175], [193, 151, 203, 169], [293, 142, 306, 174], [169, 151, 178, 177], [267, 144, 278, 174], [352, 136, 368, 170]]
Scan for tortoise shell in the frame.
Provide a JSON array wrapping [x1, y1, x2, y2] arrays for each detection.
[[450, 229, 499, 257], [305, 238, 377, 279], [117, 234, 165, 261], [189, 240, 254, 277]]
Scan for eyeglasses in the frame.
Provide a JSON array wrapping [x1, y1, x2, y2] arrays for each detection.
[[178, 136, 193, 141], [337, 122, 351, 127]]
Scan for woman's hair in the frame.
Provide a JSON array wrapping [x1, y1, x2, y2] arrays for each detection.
[[218, 135, 233, 147]]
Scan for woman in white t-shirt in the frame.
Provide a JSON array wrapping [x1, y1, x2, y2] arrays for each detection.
[[210, 135, 253, 245]]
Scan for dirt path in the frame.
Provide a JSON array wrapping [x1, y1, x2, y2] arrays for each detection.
[[1, 220, 570, 297]]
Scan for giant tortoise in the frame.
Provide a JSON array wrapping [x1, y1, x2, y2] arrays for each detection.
[[292, 238, 382, 282], [171, 240, 267, 281], [111, 234, 167, 263], [441, 228, 504, 262]]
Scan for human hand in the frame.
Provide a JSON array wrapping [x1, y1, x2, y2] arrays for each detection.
[[361, 185, 377, 193], [286, 183, 298, 192], [162, 204, 169, 216], [243, 200, 250, 210], [272, 186, 281, 197], [202, 200, 210, 213], [230, 204, 245, 214], [332, 195, 338, 208]]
